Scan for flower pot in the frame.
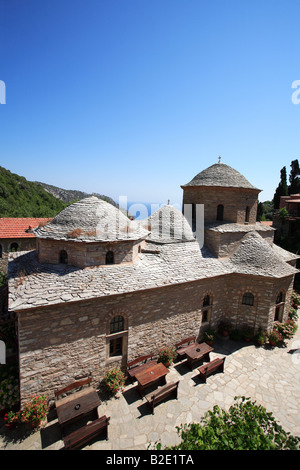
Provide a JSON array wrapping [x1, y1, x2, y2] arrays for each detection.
[[4, 422, 15, 429]]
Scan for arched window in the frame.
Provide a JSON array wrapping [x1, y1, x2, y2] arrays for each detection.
[[10, 242, 19, 252], [245, 206, 250, 223], [274, 291, 285, 322], [217, 204, 224, 221], [59, 250, 68, 264], [110, 315, 124, 334], [242, 292, 254, 306], [203, 295, 211, 307], [201, 294, 212, 325], [109, 315, 125, 357], [106, 251, 114, 265]]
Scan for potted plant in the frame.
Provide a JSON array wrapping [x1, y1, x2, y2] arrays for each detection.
[[157, 346, 177, 367], [268, 329, 282, 347], [19, 395, 49, 429], [203, 329, 216, 346], [242, 328, 253, 343], [218, 321, 231, 338], [255, 330, 267, 346], [102, 367, 125, 395], [4, 410, 18, 429]]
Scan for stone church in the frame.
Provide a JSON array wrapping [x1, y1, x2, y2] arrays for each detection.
[[8, 161, 299, 403]]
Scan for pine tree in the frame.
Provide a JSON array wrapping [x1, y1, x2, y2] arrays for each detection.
[[288, 159, 300, 195], [273, 166, 288, 209]]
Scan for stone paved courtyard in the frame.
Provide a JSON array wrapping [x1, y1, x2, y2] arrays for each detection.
[[1, 318, 300, 450]]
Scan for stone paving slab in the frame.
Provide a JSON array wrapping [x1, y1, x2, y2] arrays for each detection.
[[1, 318, 300, 450]]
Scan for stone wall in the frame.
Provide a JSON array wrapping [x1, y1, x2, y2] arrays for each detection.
[[204, 228, 274, 258], [16, 272, 294, 403], [37, 238, 145, 268], [183, 186, 259, 224]]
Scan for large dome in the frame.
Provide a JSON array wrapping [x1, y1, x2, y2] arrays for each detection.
[[182, 162, 259, 191], [140, 204, 195, 243], [34, 196, 148, 242]]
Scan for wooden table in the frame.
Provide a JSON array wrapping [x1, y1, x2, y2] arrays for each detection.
[[185, 342, 213, 370], [56, 388, 101, 434], [135, 362, 169, 397]]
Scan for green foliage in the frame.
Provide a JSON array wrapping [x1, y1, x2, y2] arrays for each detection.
[[0, 166, 69, 217], [0, 271, 8, 287], [257, 200, 274, 221], [157, 397, 300, 450], [102, 367, 125, 395], [288, 159, 300, 195], [273, 167, 288, 210], [157, 346, 177, 365]]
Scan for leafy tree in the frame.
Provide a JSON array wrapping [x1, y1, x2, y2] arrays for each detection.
[[288, 159, 300, 195], [273, 166, 288, 209], [154, 397, 300, 450], [0, 166, 69, 217]]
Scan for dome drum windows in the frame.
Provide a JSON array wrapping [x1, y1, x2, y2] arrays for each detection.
[[59, 250, 68, 264], [242, 292, 254, 306], [216, 204, 224, 222]]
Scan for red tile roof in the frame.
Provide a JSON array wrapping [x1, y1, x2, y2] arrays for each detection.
[[0, 218, 52, 239]]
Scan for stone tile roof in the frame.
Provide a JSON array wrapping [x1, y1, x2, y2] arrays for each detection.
[[229, 232, 299, 277], [8, 232, 298, 312], [34, 196, 148, 242], [182, 163, 260, 191], [205, 222, 275, 233], [0, 218, 52, 239], [139, 204, 195, 243]]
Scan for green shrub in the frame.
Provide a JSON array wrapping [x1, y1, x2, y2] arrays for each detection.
[[102, 367, 125, 395], [153, 396, 300, 450]]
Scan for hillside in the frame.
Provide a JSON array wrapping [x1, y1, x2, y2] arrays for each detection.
[[0, 167, 69, 217], [35, 181, 118, 208]]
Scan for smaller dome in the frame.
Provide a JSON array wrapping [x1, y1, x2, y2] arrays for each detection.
[[141, 204, 194, 243], [182, 163, 259, 191], [34, 196, 148, 242]]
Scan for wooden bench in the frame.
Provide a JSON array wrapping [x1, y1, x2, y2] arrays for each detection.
[[127, 354, 156, 382], [145, 381, 179, 414], [197, 357, 225, 383], [63, 415, 110, 450], [55, 377, 92, 400], [175, 336, 196, 358]]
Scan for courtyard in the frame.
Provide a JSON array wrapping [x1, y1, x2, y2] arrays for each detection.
[[1, 317, 299, 451]]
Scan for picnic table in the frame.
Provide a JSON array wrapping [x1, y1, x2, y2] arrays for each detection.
[[135, 362, 169, 397], [56, 387, 101, 434], [185, 342, 213, 370]]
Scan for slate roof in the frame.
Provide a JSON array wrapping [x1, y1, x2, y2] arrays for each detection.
[[0, 218, 52, 239], [182, 163, 260, 191], [34, 196, 148, 242], [139, 204, 195, 243], [8, 232, 298, 312]]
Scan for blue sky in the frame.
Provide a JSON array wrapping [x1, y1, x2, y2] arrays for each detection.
[[0, 0, 299, 210]]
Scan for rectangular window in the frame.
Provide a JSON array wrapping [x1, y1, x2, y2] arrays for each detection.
[[109, 337, 123, 357]]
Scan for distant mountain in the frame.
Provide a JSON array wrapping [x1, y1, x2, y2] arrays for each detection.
[[33, 182, 132, 217], [0, 166, 68, 217], [35, 181, 118, 208]]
